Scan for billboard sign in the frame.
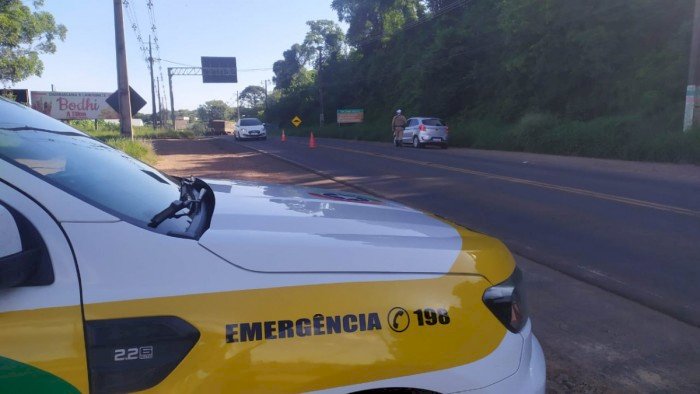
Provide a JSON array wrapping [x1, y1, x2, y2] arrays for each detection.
[[337, 109, 364, 124], [201, 56, 237, 83], [30, 91, 119, 120]]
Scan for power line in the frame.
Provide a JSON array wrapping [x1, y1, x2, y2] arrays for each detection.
[[157, 58, 196, 67], [146, 0, 166, 101], [239, 67, 273, 72], [122, 0, 149, 64]]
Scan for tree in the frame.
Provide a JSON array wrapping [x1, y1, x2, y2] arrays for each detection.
[[196, 100, 233, 122], [268, 0, 691, 138], [175, 109, 197, 119], [273, 44, 306, 90], [330, 0, 423, 46], [238, 85, 266, 109], [302, 20, 346, 64], [423, 0, 461, 13], [0, 0, 67, 86]]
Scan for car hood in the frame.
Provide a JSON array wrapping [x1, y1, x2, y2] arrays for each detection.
[[238, 125, 264, 131], [198, 180, 514, 281]]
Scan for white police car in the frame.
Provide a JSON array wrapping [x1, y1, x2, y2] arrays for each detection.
[[0, 97, 545, 392]]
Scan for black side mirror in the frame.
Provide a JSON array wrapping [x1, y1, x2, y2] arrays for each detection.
[[0, 249, 41, 288], [0, 204, 53, 289]]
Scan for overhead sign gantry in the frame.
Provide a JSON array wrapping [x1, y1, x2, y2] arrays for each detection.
[[168, 56, 237, 126]]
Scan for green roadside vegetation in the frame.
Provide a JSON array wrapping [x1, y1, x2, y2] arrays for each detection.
[[263, 0, 700, 164], [99, 137, 158, 165], [280, 115, 700, 164], [69, 119, 197, 140], [68, 120, 198, 165]]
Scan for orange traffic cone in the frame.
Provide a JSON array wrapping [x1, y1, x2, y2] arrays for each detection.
[[281, 129, 287, 142], [309, 132, 317, 148]]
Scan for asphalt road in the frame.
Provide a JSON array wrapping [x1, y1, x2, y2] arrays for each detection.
[[154, 136, 700, 392], [235, 136, 700, 327]]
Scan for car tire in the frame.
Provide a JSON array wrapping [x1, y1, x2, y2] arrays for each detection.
[[441, 144, 448, 149], [413, 136, 422, 149]]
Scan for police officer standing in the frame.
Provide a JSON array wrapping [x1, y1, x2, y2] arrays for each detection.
[[391, 109, 407, 147]]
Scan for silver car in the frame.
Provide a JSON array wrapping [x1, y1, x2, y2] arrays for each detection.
[[402, 117, 449, 149], [235, 118, 267, 140]]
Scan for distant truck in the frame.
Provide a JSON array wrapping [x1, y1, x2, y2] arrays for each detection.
[[208, 120, 234, 135]]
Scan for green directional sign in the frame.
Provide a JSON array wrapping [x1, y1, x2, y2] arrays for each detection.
[[337, 109, 364, 124]]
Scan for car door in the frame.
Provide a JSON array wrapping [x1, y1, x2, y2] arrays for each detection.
[[0, 181, 89, 392], [404, 118, 416, 143]]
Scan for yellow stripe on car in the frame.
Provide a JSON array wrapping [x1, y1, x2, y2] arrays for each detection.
[[84, 271, 506, 392], [0, 306, 89, 392]]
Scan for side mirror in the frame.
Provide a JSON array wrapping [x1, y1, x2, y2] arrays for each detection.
[[0, 204, 51, 289], [0, 204, 22, 258]]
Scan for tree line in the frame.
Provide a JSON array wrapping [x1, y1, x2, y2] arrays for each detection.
[[263, 0, 699, 162]]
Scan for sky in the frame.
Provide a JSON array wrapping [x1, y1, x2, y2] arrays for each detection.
[[17, 0, 345, 112]]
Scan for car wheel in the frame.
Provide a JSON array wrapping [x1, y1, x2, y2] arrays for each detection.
[[441, 144, 448, 149], [413, 136, 422, 149]]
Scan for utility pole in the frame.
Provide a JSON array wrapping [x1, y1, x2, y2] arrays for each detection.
[[156, 76, 162, 128], [262, 79, 268, 120], [148, 36, 157, 130], [684, 0, 700, 131], [168, 67, 175, 128], [113, 0, 133, 138], [236, 90, 240, 121], [317, 46, 325, 127]]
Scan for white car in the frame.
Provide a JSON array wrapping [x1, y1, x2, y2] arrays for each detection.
[[403, 117, 449, 149], [0, 98, 545, 393], [234, 117, 267, 140]]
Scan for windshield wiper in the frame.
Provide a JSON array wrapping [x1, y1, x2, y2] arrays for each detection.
[[148, 177, 201, 228]]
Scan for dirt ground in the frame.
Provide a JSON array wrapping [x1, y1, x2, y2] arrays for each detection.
[[153, 137, 344, 189]]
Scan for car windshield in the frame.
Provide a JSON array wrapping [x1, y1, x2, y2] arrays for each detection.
[[422, 118, 444, 126], [0, 106, 179, 225], [240, 118, 262, 126]]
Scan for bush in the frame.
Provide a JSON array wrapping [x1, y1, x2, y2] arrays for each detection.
[[449, 118, 510, 149], [103, 138, 158, 165], [189, 122, 208, 135], [511, 113, 560, 151], [279, 121, 391, 142], [279, 113, 700, 164]]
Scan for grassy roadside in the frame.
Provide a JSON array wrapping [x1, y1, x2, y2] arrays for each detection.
[[102, 137, 158, 165], [67, 121, 191, 165], [273, 115, 700, 164], [69, 120, 197, 140]]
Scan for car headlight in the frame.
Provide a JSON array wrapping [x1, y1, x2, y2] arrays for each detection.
[[483, 267, 528, 333]]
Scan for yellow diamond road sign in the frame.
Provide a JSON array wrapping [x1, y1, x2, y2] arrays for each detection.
[[291, 116, 302, 127]]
